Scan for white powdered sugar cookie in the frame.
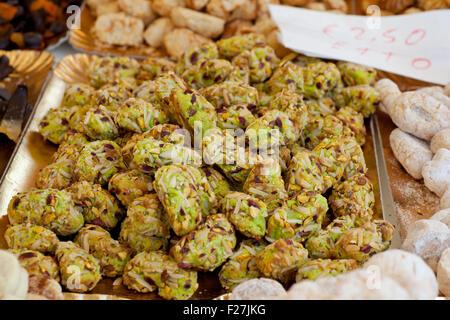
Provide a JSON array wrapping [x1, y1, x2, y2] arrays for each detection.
[[417, 87, 450, 110], [441, 186, 450, 210], [422, 148, 450, 197], [364, 249, 438, 300], [287, 268, 411, 300], [430, 208, 450, 228], [430, 129, 450, 153], [437, 248, 450, 297], [390, 128, 433, 179], [401, 219, 450, 272], [0, 250, 28, 299], [389, 91, 450, 141], [230, 278, 286, 300], [374, 79, 401, 114]]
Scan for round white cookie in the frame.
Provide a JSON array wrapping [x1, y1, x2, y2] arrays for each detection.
[[287, 268, 411, 300], [230, 278, 286, 300], [430, 208, 450, 228], [363, 249, 438, 300], [401, 219, 450, 272]]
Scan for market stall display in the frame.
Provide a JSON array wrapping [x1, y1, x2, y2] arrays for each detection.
[[0, 0, 448, 302], [0, 34, 393, 299]]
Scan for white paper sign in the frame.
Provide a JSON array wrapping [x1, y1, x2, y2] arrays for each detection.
[[269, 5, 450, 85]]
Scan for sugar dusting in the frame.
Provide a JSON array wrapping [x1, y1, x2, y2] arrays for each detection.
[[392, 178, 440, 239]]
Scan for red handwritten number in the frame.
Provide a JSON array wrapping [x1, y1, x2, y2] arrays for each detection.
[[405, 29, 426, 46], [411, 58, 431, 70], [331, 41, 347, 49], [383, 52, 394, 62], [356, 48, 369, 55], [382, 29, 397, 43], [350, 27, 365, 40], [323, 24, 338, 37]]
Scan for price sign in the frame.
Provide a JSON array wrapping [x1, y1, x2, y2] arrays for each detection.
[[269, 5, 450, 85]]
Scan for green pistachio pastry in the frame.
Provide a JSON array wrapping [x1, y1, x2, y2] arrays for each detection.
[[200, 167, 231, 202], [313, 137, 350, 191], [81, 106, 119, 141], [232, 45, 280, 84], [88, 56, 140, 88], [199, 80, 259, 110], [108, 170, 153, 207], [39, 107, 71, 145], [337, 61, 377, 86], [291, 54, 322, 67], [75, 225, 132, 277], [305, 215, 355, 259], [329, 173, 375, 220], [36, 158, 74, 190], [62, 83, 95, 108], [246, 109, 301, 150], [303, 62, 341, 99], [182, 59, 233, 89], [74, 140, 124, 186], [115, 98, 168, 133], [123, 251, 198, 300], [295, 258, 358, 282], [335, 106, 366, 146], [264, 62, 304, 95], [266, 90, 309, 131], [305, 97, 336, 117], [56, 241, 102, 293], [220, 192, 268, 239], [7, 188, 84, 236], [334, 85, 380, 118], [217, 104, 256, 130], [254, 238, 309, 284], [153, 165, 204, 236], [66, 181, 124, 230], [153, 72, 187, 111], [243, 158, 288, 211], [217, 33, 266, 60], [130, 137, 201, 174], [341, 136, 367, 180], [219, 239, 267, 291], [177, 42, 219, 73], [301, 114, 352, 150], [4, 224, 59, 254], [10, 249, 59, 280], [170, 88, 218, 136], [94, 83, 133, 113], [266, 192, 328, 243], [139, 57, 176, 80], [170, 214, 236, 271], [119, 193, 171, 253], [285, 148, 325, 196]]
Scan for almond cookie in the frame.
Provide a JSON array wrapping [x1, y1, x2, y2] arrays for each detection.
[[422, 148, 450, 197], [430, 128, 450, 153], [401, 219, 450, 272], [390, 128, 433, 179]]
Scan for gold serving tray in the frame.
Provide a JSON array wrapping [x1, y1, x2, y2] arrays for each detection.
[[0, 53, 383, 300], [0, 50, 54, 175]]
